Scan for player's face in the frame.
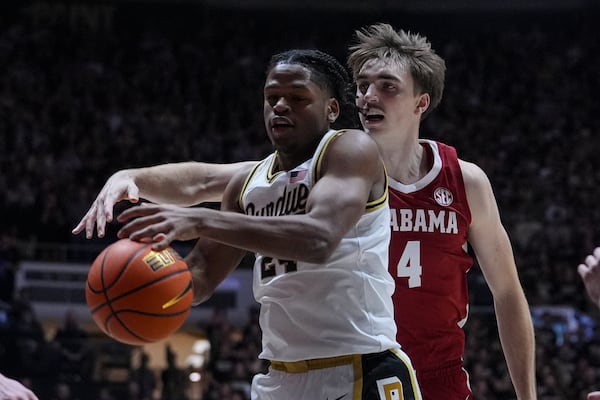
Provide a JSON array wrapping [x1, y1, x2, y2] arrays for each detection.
[[263, 63, 334, 163], [355, 59, 425, 136]]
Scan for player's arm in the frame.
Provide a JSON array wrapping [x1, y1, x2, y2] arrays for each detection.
[[117, 130, 385, 264], [461, 160, 537, 400], [72, 161, 257, 239], [0, 372, 39, 400], [185, 166, 253, 305]]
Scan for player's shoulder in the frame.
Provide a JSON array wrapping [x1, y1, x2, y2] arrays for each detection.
[[431, 140, 489, 188], [233, 160, 261, 183], [458, 158, 490, 187], [329, 129, 379, 153], [319, 129, 382, 181], [226, 161, 263, 200], [336, 128, 368, 136], [457, 158, 496, 213]]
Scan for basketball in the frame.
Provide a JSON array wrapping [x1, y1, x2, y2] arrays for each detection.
[[86, 238, 194, 345]]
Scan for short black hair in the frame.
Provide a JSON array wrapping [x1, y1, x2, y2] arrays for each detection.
[[267, 49, 361, 130]]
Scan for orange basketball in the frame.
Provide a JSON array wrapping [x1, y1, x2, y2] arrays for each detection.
[[86, 238, 194, 345]]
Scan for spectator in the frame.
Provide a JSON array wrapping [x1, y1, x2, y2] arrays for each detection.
[[0, 233, 20, 304], [124, 381, 146, 400], [129, 351, 156, 400], [160, 344, 188, 400], [95, 387, 116, 400], [4, 294, 47, 379], [51, 309, 95, 384], [49, 382, 79, 400]]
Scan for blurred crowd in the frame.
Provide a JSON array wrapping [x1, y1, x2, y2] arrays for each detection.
[[1, 1, 600, 399], [0, 292, 266, 399]]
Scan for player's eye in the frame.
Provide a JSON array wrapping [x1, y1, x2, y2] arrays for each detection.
[[381, 81, 396, 91], [357, 82, 369, 94], [266, 95, 279, 106]]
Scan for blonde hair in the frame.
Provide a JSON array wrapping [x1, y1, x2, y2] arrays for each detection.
[[347, 23, 446, 117]]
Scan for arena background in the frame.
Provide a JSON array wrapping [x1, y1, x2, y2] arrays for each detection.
[[1, 0, 599, 398]]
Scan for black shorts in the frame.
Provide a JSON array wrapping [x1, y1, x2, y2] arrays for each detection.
[[361, 349, 422, 400]]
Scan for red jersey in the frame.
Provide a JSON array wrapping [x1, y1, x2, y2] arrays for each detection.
[[388, 140, 473, 373]]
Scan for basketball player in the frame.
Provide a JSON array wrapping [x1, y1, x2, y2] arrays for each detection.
[[345, 24, 536, 399], [0, 372, 39, 400], [110, 49, 422, 400], [74, 24, 536, 399], [578, 248, 600, 399]]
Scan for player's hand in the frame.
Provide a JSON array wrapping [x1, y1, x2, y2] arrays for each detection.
[[117, 203, 204, 250], [0, 373, 39, 400], [72, 170, 140, 239], [577, 246, 600, 308]]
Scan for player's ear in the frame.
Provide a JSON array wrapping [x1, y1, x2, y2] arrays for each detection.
[[416, 93, 430, 115], [327, 98, 340, 123]]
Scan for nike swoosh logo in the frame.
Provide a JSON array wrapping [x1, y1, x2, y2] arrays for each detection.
[[162, 280, 193, 309], [326, 394, 347, 400]]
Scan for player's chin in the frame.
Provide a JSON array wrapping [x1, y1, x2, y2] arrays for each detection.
[[360, 117, 385, 134], [269, 125, 295, 143], [362, 123, 384, 135]]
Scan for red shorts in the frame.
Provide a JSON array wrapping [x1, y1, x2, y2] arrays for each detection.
[[417, 359, 472, 400]]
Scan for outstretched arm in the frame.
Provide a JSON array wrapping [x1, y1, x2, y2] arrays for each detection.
[[184, 168, 251, 305], [462, 160, 537, 400], [578, 247, 600, 309], [117, 130, 385, 264], [0, 373, 39, 400], [72, 161, 257, 239]]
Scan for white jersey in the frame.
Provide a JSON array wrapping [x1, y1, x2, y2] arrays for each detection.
[[240, 129, 398, 362]]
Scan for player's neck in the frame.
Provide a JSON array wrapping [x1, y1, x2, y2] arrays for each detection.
[[273, 136, 322, 172], [379, 138, 432, 185], [274, 149, 311, 172]]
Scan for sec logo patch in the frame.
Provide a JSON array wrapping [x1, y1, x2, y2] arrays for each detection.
[[433, 187, 453, 207]]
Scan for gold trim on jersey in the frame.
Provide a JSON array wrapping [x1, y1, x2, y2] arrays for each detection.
[[365, 187, 388, 213], [238, 160, 264, 210], [270, 354, 363, 399], [266, 153, 285, 183], [270, 350, 419, 400], [312, 129, 388, 213], [389, 348, 422, 400], [269, 353, 361, 373], [352, 356, 363, 400], [242, 129, 388, 214], [365, 164, 389, 213], [312, 129, 347, 184]]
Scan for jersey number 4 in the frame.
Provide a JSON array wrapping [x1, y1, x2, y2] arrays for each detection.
[[396, 241, 422, 288]]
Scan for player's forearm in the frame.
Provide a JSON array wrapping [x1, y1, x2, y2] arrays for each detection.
[[132, 161, 254, 205], [188, 254, 217, 305], [196, 208, 340, 264], [494, 291, 537, 400], [186, 238, 246, 305]]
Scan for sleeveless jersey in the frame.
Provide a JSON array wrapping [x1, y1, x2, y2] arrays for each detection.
[[240, 129, 397, 362], [388, 140, 473, 372]]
